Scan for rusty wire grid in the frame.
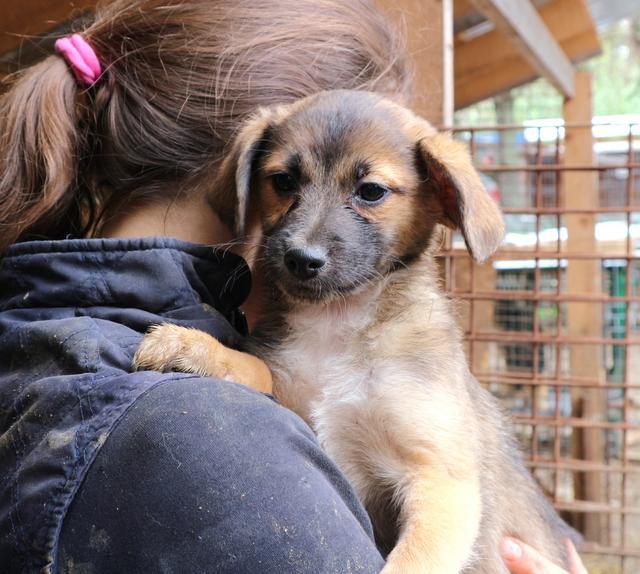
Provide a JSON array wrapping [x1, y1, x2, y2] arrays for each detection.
[[442, 121, 640, 573]]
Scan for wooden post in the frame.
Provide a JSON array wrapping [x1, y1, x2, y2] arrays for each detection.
[[562, 71, 606, 543], [442, 0, 454, 126], [472, 261, 498, 374], [376, 0, 444, 125]]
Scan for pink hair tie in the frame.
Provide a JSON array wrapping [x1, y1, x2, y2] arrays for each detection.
[[54, 34, 102, 88]]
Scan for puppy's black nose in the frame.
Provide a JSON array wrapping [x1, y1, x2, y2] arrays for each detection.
[[284, 248, 326, 280]]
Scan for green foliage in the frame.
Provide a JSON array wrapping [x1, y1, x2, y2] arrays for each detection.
[[583, 19, 640, 116]]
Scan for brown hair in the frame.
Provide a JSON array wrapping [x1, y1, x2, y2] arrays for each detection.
[[0, 0, 411, 253]]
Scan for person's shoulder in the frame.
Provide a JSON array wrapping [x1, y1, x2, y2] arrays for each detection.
[[118, 376, 313, 456]]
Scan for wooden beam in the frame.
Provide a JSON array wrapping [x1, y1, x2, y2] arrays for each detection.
[[469, 0, 574, 98], [455, 0, 551, 30], [377, 0, 444, 125], [455, 0, 600, 109], [454, 0, 477, 21]]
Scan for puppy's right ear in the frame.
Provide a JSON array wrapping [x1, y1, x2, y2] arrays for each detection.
[[215, 104, 296, 237], [214, 108, 274, 236]]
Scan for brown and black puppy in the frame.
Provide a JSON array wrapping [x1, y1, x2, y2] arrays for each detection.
[[135, 90, 578, 573]]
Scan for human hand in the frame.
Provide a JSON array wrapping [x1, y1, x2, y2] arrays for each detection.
[[500, 537, 587, 574]]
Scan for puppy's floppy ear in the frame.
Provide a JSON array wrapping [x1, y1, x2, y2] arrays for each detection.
[[215, 106, 285, 236], [418, 133, 505, 262]]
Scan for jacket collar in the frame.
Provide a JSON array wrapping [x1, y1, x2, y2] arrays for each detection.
[[0, 237, 251, 320]]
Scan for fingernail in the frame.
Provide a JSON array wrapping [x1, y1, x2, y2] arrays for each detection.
[[500, 538, 523, 560]]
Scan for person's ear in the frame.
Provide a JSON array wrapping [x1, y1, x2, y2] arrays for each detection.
[[417, 132, 505, 262], [215, 104, 292, 236]]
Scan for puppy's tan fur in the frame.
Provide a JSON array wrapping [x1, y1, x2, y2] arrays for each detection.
[[134, 91, 577, 573]]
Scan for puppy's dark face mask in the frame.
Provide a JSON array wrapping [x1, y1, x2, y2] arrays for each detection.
[[215, 90, 504, 304]]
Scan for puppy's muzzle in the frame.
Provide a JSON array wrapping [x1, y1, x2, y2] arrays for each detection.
[[284, 247, 327, 280]]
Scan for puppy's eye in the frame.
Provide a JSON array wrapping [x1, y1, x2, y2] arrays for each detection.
[[271, 172, 298, 196], [355, 183, 389, 204]]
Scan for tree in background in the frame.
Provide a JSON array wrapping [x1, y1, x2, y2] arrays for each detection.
[[587, 18, 640, 116]]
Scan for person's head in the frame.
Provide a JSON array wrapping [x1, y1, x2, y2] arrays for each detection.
[[0, 0, 412, 254]]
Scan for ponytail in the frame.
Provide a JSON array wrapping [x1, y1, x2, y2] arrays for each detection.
[[0, 56, 81, 253]]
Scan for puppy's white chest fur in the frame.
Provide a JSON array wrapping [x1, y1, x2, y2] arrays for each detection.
[[271, 287, 383, 425], [268, 267, 468, 455]]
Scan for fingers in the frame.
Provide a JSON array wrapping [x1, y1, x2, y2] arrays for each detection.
[[500, 537, 570, 574], [565, 539, 588, 574]]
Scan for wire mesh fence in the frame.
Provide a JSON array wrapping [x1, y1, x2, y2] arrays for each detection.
[[442, 121, 640, 573]]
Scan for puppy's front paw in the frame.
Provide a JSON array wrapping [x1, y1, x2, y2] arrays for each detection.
[[133, 323, 220, 376], [134, 323, 273, 394]]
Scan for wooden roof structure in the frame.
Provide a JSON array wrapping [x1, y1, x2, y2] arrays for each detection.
[[453, 0, 600, 109]]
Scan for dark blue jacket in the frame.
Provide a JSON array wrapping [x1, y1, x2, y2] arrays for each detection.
[[0, 237, 250, 571], [0, 238, 382, 574]]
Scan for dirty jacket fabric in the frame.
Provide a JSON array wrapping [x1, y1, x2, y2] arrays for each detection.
[[0, 237, 381, 573]]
